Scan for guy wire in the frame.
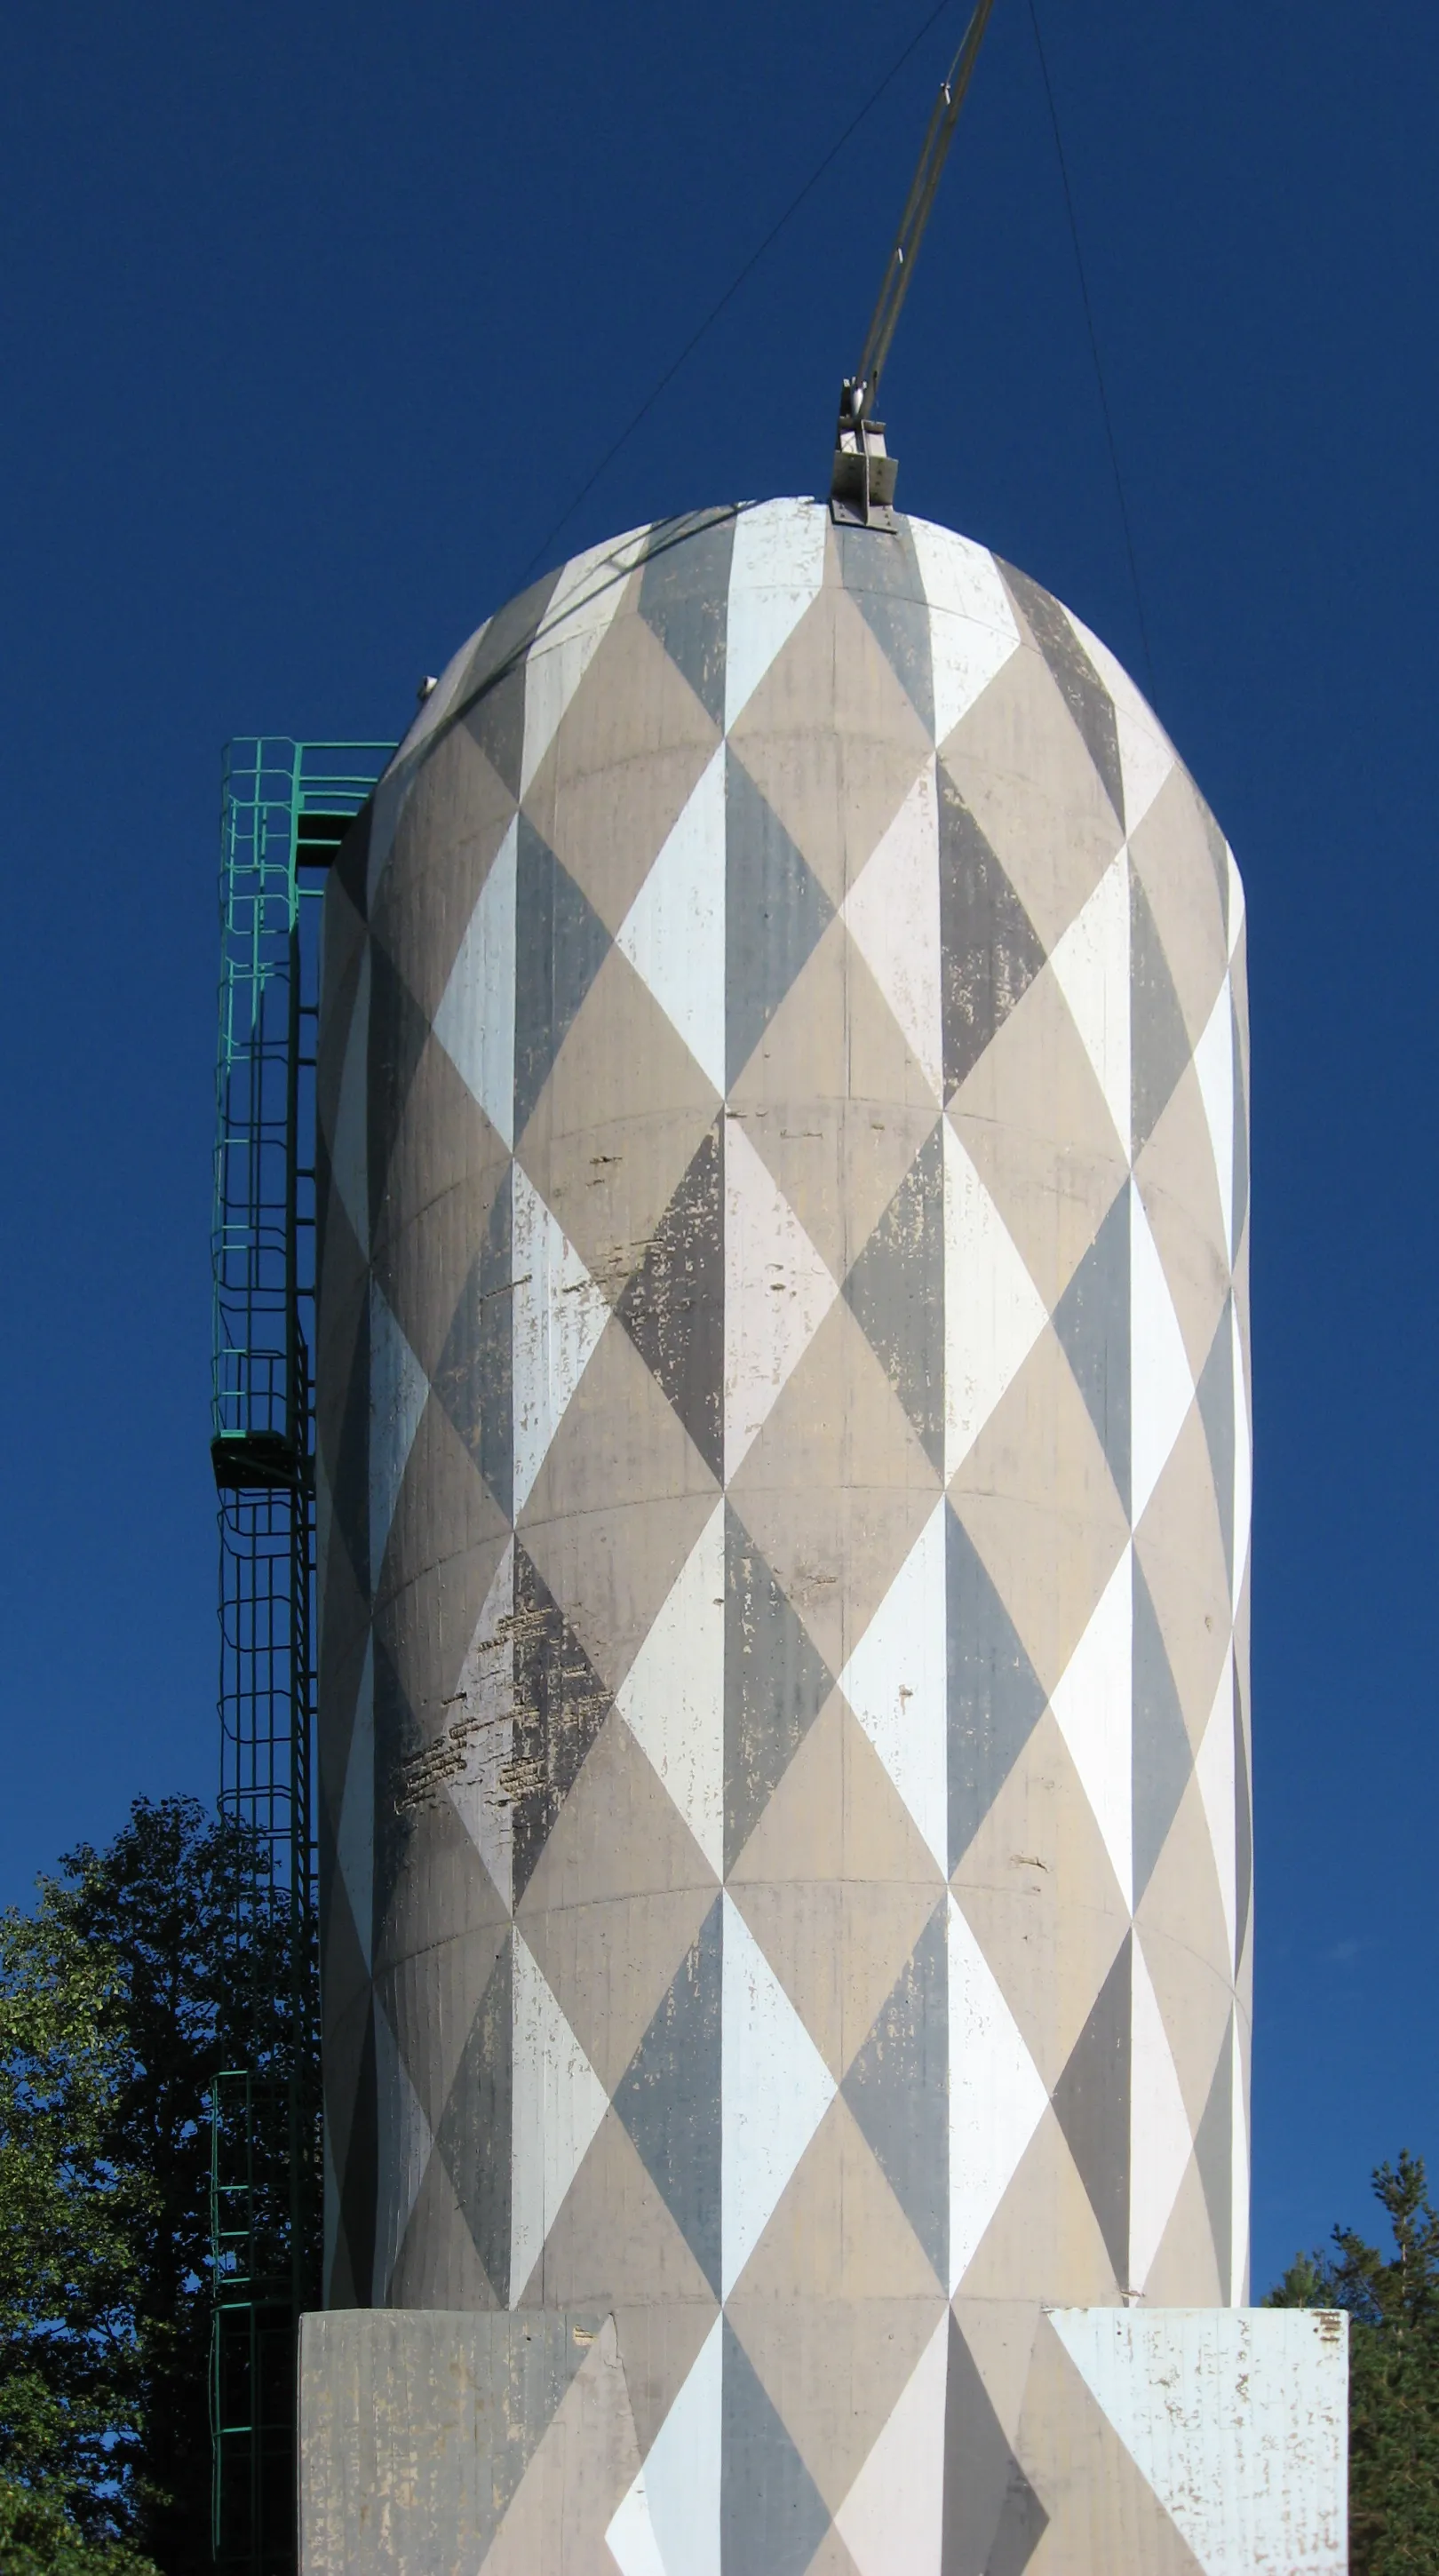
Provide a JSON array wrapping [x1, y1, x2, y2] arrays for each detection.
[[1027, 0, 1157, 699], [517, 0, 963, 582]]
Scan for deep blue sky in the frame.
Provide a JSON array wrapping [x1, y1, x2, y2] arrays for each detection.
[[1, 0, 1433, 2294]]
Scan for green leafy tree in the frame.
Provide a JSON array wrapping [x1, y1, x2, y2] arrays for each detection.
[[1, 1797, 312, 2572], [0, 1905, 148, 2529], [1268, 2150, 1439, 2573], [0, 2475, 157, 2576]]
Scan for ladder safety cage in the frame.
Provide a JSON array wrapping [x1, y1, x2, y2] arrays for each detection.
[[209, 737, 394, 2575]]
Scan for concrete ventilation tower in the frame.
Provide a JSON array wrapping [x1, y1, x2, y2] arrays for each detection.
[[298, 15, 1348, 2571]]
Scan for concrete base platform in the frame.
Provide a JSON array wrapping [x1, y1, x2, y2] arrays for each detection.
[[298, 2304, 1347, 2575]]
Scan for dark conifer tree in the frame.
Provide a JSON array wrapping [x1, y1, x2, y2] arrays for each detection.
[[1270, 2150, 1439, 2572]]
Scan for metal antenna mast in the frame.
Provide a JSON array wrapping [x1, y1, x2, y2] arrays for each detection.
[[831, 0, 998, 529]]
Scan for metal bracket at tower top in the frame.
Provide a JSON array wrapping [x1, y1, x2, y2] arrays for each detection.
[[831, 0, 998, 529]]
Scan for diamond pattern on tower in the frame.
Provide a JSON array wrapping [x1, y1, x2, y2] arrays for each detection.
[[1194, 2005, 1234, 2294], [841, 762, 944, 1101], [316, 505, 1251, 2564], [640, 508, 736, 729], [1132, 1556, 1194, 1907], [1234, 1665, 1253, 1967], [462, 656, 527, 802], [1196, 1291, 1236, 1589], [1052, 1934, 1133, 2286], [837, 513, 935, 739], [431, 817, 518, 1149], [1130, 867, 1193, 1161], [616, 1114, 724, 1479], [937, 767, 1047, 1097], [947, 1893, 1049, 2291], [508, 1543, 614, 1905], [512, 816, 611, 1144], [431, 1169, 513, 1523], [840, 1900, 949, 2285], [839, 1500, 947, 1878], [724, 1501, 835, 1872], [1052, 1181, 1132, 1518], [365, 942, 432, 1244], [942, 2314, 1049, 2576], [841, 1117, 944, 1474], [1129, 1936, 1196, 2295], [615, 743, 727, 1093], [999, 557, 1125, 831], [433, 1929, 513, 2302], [946, 1506, 1049, 1874], [724, 747, 835, 1089], [611, 1896, 723, 2296], [721, 2318, 831, 2576]]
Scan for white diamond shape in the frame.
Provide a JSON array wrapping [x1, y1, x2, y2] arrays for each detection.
[[722, 1121, 838, 1482], [616, 1501, 724, 1877], [1128, 1936, 1194, 2293], [1193, 972, 1235, 1262], [521, 526, 649, 795], [511, 1163, 609, 1513], [942, 1118, 1048, 1482], [606, 2471, 669, 2576], [1131, 1181, 1195, 1529], [1195, 1658, 1236, 1975], [1048, 1543, 1133, 1912], [432, 815, 517, 1149], [1068, 614, 1175, 838], [616, 745, 726, 1094], [839, 1499, 947, 1877], [721, 1895, 836, 2295], [948, 1894, 1049, 2289], [835, 2309, 948, 2576], [1048, 848, 1131, 1156], [616, 2318, 721, 2576], [908, 518, 1022, 746], [509, 1931, 609, 2306], [841, 759, 943, 1102], [725, 497, 827, 732]]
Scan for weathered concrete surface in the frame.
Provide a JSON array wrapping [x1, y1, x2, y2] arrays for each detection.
[[298, 2308, 641, 2575], [1033, 2308, 1348, 2574], [315, 503, 1262, 2570], [299, 2303, 1347, 2574]]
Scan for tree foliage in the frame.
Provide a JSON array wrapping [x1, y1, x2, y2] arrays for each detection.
[[1268, 2150, 1439, 2573], [0, 2475, 157, 2576], [0, 1907, 147, 2526], [0, 1796, 310, 2572]]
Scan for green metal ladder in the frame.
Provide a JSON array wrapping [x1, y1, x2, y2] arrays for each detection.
[[209, 740, 392, 2572]]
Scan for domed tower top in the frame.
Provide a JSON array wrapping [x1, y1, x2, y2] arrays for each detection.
[[309, 486, 1279, 2572], [320, 492, 1251, 2335]]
